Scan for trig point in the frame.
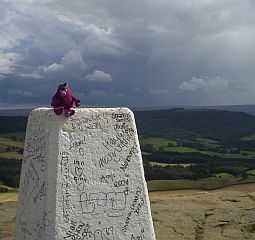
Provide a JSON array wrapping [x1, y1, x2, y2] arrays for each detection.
[[16, 108, 156, 240]]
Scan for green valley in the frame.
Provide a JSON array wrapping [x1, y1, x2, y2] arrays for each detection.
[[1, 108, 255, 192]]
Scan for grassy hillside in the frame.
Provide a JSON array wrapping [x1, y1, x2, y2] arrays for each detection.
[[135, 109, 255, 190], [135, 108, 255, 140], [1, 108, 255, 141], [1, 108, 255, 191], [148, 173, 255, 191], [0, 116, 27, 134]]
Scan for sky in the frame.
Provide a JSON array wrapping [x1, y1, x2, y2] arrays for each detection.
[[0, 0, 255, 108]]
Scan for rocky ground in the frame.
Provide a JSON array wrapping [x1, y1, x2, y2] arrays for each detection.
[[0, 201, 17, 240], [151, 190, 255, 240], [1, 188, 255, 240]]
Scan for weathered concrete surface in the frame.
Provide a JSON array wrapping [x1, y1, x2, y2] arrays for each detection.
[[15, 108, 155, 240], [150, 190, 255, 240]]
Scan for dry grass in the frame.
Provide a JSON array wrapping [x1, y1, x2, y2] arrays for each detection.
[[147, 174, 255, 191], [0, 193, 18, 203], [0, 138, 24, 149], [149, 161, 193, 167], [0, 201, 17, 240], [0, 152, 23, 160]]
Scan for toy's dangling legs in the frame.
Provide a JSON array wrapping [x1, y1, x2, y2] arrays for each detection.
[[64, 108, 75, 117], [54, 107, 64, 115]]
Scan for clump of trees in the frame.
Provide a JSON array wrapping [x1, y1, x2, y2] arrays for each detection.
[[142, 148, 255, 181], [0, 158, 22, 187], [143, 158, 255, 181], [0, 186, 8, 192]]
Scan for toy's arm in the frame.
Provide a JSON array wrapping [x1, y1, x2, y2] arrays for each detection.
[[72, 96, 80, 107]]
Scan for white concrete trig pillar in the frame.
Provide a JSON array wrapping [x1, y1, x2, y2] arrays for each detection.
[[16, 108, 156, 240]]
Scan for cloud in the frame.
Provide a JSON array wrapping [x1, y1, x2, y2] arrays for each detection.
[[85, 89, 109, 102], [61, 50, 87, 71], [85, 70, 112, 83], [0, 0, 255, 106], [132, 86, 139, 92], [116, 92, 125, 98], [0, 5, 28, 50], [179, 76, 229, 92], [149, 89, 170, 95], [0, 52, 21, 74], [40, 63, 64, 74], [7, 89, 38, 97], [20, 50, 87, 79], [19, 72, 42, 79]]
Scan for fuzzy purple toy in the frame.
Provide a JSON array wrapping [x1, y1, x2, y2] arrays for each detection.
[[51, 83, 80, 116]]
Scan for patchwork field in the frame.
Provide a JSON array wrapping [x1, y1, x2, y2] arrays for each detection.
[[141, 136, 255, 159], [1, 109, 255, 239], [1, 134, 255, 192], [149, 162, 192, 167], [148, 174, 255, 191], [0, 137, 24, 160], [140, 134, 255, 190], [2, 109, 255, 192], [141, 137, 177, 148], [0, 132, 25, 140]]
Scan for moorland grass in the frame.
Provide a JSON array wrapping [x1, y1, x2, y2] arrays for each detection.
[[247, 169, 255, 175], [196, 137, 219, 145], [147, 172, 255, 191], [240, 134, 255, 141], [149, 162, 193, 167], [0, 192, 18, 202], [140, 137, 177, 149], [142, 136, 255, 159], [0, 132, 26, 140], [0, 152, 23, 160], [0, 137, 24, 160], [165, 146, 255, 159], [0, 137, 24, 148]]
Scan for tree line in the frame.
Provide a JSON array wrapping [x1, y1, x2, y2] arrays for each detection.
[[0, 158, 22, 188], [144, 159, 255, 181]]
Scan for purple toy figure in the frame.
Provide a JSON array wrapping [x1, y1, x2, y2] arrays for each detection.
[[51, 83, 80, 116]]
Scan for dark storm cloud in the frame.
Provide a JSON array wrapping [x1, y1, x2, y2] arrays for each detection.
[[0, 0, 255, 107]]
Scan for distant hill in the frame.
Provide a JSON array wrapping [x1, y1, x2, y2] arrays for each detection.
[[135, 108, 255, 141], [1, 104, 255, 116], [1, 108, 255, 141], [0, 116, 27, 134], [0, 109, 32, 116], [133, 104, 255, 116], [201, 104, 255, 116]]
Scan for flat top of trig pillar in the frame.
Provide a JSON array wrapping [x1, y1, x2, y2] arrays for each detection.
[[31, 107, 133, 113]]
